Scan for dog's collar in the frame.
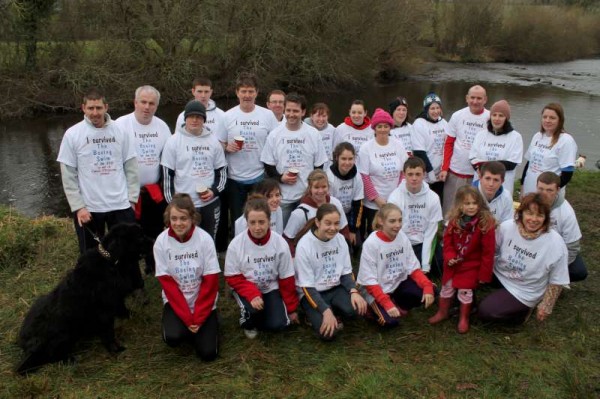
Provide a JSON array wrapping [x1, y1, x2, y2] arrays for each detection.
[[98, 243, 111, 260]]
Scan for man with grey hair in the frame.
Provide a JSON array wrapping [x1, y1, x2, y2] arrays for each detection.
[[116, 85, 171, 273]]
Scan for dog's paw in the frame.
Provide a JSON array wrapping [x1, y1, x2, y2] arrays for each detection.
[[105, 340, 126, 353]]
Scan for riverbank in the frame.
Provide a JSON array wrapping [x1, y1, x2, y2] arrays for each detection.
[[1, 2, 599, 120], [1, 171, 598, 397]]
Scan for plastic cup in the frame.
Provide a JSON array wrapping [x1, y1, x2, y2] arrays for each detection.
[[287, 168, 299, 177], [234, 136, 245, 150], [196, 185, 209, 196]]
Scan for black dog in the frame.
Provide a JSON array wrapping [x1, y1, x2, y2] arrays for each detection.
[[16, 223, 153, 375]]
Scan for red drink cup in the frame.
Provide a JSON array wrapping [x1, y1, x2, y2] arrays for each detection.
[[287, 168, 299, 178], [234, 136, 245, 150], [196, 185, 209, 197]]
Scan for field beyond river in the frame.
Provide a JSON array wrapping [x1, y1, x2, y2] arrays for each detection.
[[1, 171, 598, 398]]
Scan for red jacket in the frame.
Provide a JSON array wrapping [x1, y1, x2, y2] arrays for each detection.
[[442, 218, 495, 289]]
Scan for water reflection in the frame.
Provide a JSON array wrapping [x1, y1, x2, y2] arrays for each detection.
[[1, 61, 599, 217]]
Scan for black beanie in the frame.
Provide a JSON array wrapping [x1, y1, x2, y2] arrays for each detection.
[[184, 100, 207, 121]]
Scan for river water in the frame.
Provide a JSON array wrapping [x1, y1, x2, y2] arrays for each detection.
[[1, 59, 599, 218]]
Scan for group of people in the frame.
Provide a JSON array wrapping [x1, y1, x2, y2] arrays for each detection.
[[56, 72, 587, 361]]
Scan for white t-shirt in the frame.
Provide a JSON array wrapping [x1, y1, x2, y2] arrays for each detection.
[[295, 232, 352, 292], [390, 124, 414, 153], [476, 182, 514, 224], [522, 132, 577, 195], [411, 118, 449, 181], [470, 128, 523, 193], [224, 230, 294, 294], [550, 199, 581, 245], [494, 220, 569, 307], [447, 107, 490, 175], [332, 123, 374, 164], [175, 100, 226, 138], [160, 126, 227, 207], [154, 227, 221, 311], [319, 123, 335, 170], [57, 116, 137, 212], [260, 123, 328, 204], [283, 196, 348, 240], [326, 168, 364, 213], [234, 207, 284, 236], [220, 105, 279, 181], [115, 113, 171, 186], [387, 181, 442, 272], [357, 230, 421, 293], [357, 138, 408, 210]]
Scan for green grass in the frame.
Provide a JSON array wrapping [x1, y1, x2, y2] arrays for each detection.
[[1, 171, 599, 398]]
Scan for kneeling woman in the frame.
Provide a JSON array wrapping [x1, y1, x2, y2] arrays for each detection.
[[478, 193, 570, 324], [357, 204, 435, 327], [153, 193, 220, 361], [295, 204, 367, 340], [225, 195, 299, 339]]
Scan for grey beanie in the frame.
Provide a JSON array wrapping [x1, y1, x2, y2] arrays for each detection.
[[184, 100, 206, 121]]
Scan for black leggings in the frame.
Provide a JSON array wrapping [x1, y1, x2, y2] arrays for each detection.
[[301, 285, 356, 340], [161, 303, 219, 361], [232, 289, 290, 331]]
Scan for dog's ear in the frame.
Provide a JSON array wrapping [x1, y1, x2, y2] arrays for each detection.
[[103, 224, 128, 260]]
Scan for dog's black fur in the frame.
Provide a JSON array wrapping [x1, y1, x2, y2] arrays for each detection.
[[16, 223, 153, 375]]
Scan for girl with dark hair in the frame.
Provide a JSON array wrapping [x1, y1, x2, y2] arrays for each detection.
[[327, 142, 364, 246], [295, 204, 367, 340], [225, 195, 298, 339]]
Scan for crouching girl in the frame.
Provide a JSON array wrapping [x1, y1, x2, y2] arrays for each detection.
[[225, 195, 299, 339], [295, 204, 367, 340], [357, 204, 435, 327], [154, 193, 220, 361]]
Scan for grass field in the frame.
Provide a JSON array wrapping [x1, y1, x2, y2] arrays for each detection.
[[1, 171, 598, 398]]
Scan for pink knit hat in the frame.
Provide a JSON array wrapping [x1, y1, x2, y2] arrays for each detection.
[[370, 108, 394, 129], [490, 100, 511, 120]]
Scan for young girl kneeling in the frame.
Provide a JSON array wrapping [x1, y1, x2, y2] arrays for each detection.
[[295, 204, 367, 340], [429, 186, 495, 333], [357, 204, 435, 327], [225, 195, 299, 339], [154, 193, 220, 361]]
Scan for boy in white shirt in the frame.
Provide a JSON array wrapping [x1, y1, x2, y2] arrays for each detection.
[[537, 172, 587, 281], [387, 157, 443, 276], [473, 161, 514, 224]]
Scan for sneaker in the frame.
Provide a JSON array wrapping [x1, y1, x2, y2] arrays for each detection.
[[244, 329, 258, 339]]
